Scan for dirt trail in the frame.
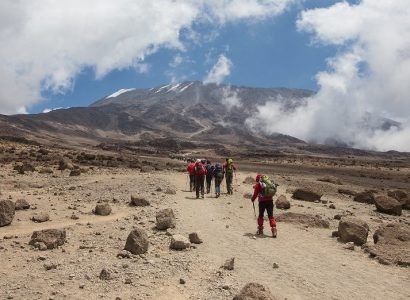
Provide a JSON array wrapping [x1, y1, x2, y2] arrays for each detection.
[[161, 172, 410, 300]]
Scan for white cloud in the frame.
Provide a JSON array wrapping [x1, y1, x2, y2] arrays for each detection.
[[204, 54, 233, 84], [247, 0, 410, 151], [169, 54, 184, 68], [0, 0, 295, 115], [221, 86, 242, 110]]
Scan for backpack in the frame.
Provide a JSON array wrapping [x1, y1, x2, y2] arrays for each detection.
[[214, 163, 224, 179], [195, 162, 205, 175], [226, 158, 234, 174], [259, 175, 277, 197], [206, 164, 215, 177]]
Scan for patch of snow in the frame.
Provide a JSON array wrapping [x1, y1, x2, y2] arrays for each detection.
[[179, 82, 193, 93], [155, 83, 172, 93], [167, 83, 182, 92], [106, 88, 136, 98]]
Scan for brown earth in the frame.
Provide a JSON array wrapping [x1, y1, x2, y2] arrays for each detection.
[[0, 140, 409, 299]]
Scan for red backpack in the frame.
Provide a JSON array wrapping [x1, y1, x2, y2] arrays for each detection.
[[195, 162, 205, 175]]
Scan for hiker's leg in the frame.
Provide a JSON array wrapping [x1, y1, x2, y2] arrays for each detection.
[[189, 175, 194, 191], [195, 176, 200, 198], [200, 175, 205, 197], [266, 200, 277, 237], [257, 201, 266, 234]]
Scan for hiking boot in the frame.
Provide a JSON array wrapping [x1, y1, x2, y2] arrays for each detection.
[[271, 227, 277, 238], [201, 194, 204, 199], [256, 226, 263, 235]]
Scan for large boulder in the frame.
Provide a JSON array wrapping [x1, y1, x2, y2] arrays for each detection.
[[124, 228, 149, 254], [170, 234, 190, 250], [156, 208, 176, 230], [15, 199, 30, 210], [0, 200, 15, 227], [275, 195, 290, 209], [387, 190, 410, 210], [367, 223, 410, 266], [374, 196, 402, 216], [338, 188, 357, 196], [94, 203, 112, 216], [29, 229, 66, 249], [233, 282, 277, 300], [338, 217, 369, 246], [130, 195, 150, 207], [353, 191, 375, 204], [292, 188, 322, 202]]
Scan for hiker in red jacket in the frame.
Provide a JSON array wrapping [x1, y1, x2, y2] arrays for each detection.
[[195, 159, 207, 199], [251, 174, 277, 237], [186, 159, 196, 192]]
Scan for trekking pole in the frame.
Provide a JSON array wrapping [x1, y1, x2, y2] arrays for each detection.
[[252, 201, 256, 218]]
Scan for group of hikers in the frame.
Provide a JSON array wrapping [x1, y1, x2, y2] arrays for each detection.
[[186, 158, 237, 199], [186, 158, 277, 238]]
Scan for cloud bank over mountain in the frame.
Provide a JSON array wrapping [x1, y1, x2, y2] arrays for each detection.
[[0, 0, 295, 114], [247, 0, 410, 151]]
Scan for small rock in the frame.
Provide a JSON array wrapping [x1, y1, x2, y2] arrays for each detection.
[[189, 232, 203, 244], [179, 278, 186, 284], [31, 213, 50, 223], [156, 208, 176, 230], [94, 203, 112, 216], [275, 195, 290, 209], [14, 199, 30, 210], [343, 242, 355, 250], [29, 229, 66, 250], [99, 268, 111, 280], [44, 263, 57, 270], [130, 195, 150, 207], [124, 228, 149, 255], [329, 204, 336, 209], [0, 200, 15, 227], [170, 234, 190, 250], [272, 263, 279, 269], [222, 257, 235, 270]]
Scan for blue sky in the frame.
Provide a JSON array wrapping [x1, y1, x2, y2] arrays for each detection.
[[30, 1, 346, 114]]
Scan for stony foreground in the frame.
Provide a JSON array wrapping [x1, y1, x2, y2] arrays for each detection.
[[0, 141, 410, 299]]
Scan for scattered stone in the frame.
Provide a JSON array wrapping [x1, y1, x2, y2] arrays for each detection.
[[334, 214, 342, 220], [69, 169, 81, 176], [243, 192, 253, 199], [14, 199, 30, 210], [317, 176, 342, 185], [179, 278, 186, 284], [338, 217, 369, 246], [272, 263, 279, 269], [329, 204, 336, 209], [170, 234, 190, 250], [343, 242, 355, 250], [130, 195, 150, 207], [275, 195, 290, 209], [124, 228, 149, 255], [233, 282, 277, 300], [29, 229, 66, 249], [332, 231, 339, 238], [276, 212, 329, 228], [58, 159, 74, 171], [292, 188, 322, 202], [70, 213, 79, 220], [14, 162, 36, 174], [222, 257, 235, 270], [165, 188, 176, 195], [242, 176, 255, 184], [188, 232, 203, 244], [0, 200, 15, 227], [39, 167, 53, 174], [99, 268, 111, 280], [374, 196, 402, 216], [117, 250, 132, 259], [338, 188, 357, 196], [353, 191, 375, 204], [156, 208, 176, 230], [140, 165, 154, 173], [44, 262, 57, 270], [124, 278, 132, 284], [94, 203, 112, 216], [31, 212, 50, 223]]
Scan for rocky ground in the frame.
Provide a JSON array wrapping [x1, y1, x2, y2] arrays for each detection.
[[0, 140, 409, 300]]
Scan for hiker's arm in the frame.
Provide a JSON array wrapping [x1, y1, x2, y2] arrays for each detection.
[[251, 184, 260, 202]]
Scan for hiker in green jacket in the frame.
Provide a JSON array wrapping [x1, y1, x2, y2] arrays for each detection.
[[223, 158, 236, 194]]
